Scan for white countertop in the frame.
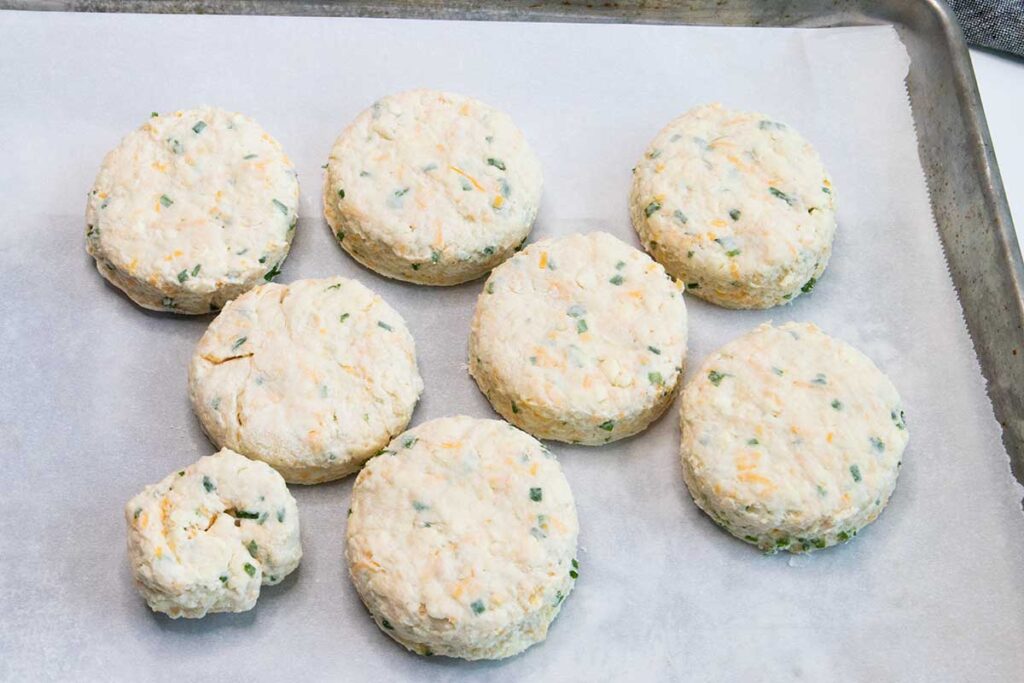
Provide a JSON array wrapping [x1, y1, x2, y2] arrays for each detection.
[[971, 49, 1024, 254]]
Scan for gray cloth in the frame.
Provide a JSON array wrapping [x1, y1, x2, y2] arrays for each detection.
[[949, 0, 1024, 56]]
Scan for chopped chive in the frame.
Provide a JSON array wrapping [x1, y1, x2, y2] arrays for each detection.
[[812, 373, 828, 385], [486, 158, 506, 171], [747, 438, 759, 445], [219, 575, 228, 584], [192, 121, 207, 134], [615, 260, 626, 270], [529, 487, 543, 502], [598, 420, 615, 432], [271, 198, 289, 215], [246, 540, 258, 558], [729, 209, 741, 221], [412, 501, 429, 511], [708, 370, 726, 386], [402, 436, 417, 449], [569, 569, 579, 579], [831, 399, 843, 410], [191, 264, 201, 277], [610, 274, 624, 286], [339, 313, 350, 323], [325, 283, 342, 291], [231, 336, 247, 351], [377, 321, 393, 331], [572, 559, 579, 569], [648, 371, 664, 385], [482, 246, 495, 256], [263, 262, 282, 281], [277, 509, 285, 523], [381, 619, 394, 630], [576, 319, 588, 334], [235, 510, 260, 519], [150, 111, 159, 118], [431, 250, 441, 264], [870, 437, 885, 453], [177, 269, 189, 283], [159, 195, 173, 207], [758, 120, 785, 131], [673, 209, 688, 224], [337, 189, 345, 199], [202, 476, 215, 492], [769, 187, 796, 206], [243, 153, 258, 160], [822, 186, 832, 195], [686, 282, 700, 289], [744, 535, 758, 542], [850, 464, 862, 482], [801, 277, 817, 293], [771, 367, 784, 376], [471, 600, 486, 615], [243, 563, 256, 577], [648, 346, 661, 355], [567, 304, 585, 318], [644, 201, 661, 217]]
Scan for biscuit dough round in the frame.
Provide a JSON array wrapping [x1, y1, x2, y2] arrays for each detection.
[[680, 322, 908, 553], [630, 103, 836, 309], [188, 277, 423, 484], [469, 231, 687, 445], [86, 106, 299, 314], [346, 416, 579, 660], [124, 448, 302, 618], [323, 89, 543, 285]]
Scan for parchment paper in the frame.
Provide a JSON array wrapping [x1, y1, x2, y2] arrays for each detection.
[[2, 10, 1023, 681]]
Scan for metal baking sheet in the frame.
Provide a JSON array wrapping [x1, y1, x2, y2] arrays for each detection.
[[2, 3, 1023, 681]]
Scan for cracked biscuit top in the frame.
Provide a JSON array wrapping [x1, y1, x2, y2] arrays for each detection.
[[188, 277, 423, 483]]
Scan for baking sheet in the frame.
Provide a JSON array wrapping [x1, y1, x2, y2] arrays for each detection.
[[2, 9, 1024, 681]]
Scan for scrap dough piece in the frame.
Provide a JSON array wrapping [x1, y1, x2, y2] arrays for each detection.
[[324, 89, 543, 285], [680, 322, 908, 553], [630, 103, 836, 309], [469, 231, 688, 444], [346, 416, 579, 660], [188, 277, 423, 483], [86, 106, 299, 313], [124, 448, 302, 618]]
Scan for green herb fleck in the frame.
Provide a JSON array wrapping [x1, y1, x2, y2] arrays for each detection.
[[339, 313, 350, 323], [870, 437, 885, 453], [271, 198, 289, 215], [511, 401, 519, 414], [243, 563, 256, 577], [243, 153, 258, 160], [831, 399, 843, 410], [771, 367, 784, 376], [569, 569, 579, 580], [744, 535, 758, 542], [263, 262, 282, 281], [277, 509, 285, 523], [648, 346, 661, 355], [202, 476, 215, 493], [644, 201, 661, 217], [431, 250, 441, 264], [486, 282, 495, 294], [191, 264, 201, 277], [247, 540, 258, 558], [192, 120, 207, 134], [486, 158, 506, 171], [412, 501, 429, 512], [776, 537, 791, 548], [529, 487, 543, 502], [837, 530, 852, 542], [177, 269, 189, 283], [729, 209, 741, 221], [648, 371, 664, 385], [812, 373, 827, 385], [708, 370, 726, 386], [801, 277, 817, 293], [769, 186, 796, 206], [325, 283, 342, 291], [150, 111, 159, 118], [822, 186, 832, 195], [891, 409, 906, 430], [610, 274, 624, 286], [381, 619, 394, 630], [231, 336, 247, 351], [747, 438, 759, 445], [686, 282, 700, 289], [673, 209, 688, 224], [377, 321, 393, 331], [471, 600, 486, 615], [219, 575, 228, 584], [598, 420, 615, 432], [576, 319, 588, 334], [159, 194, 173, 208], [337, 188, 345, 199], [402, 436, 418, 449], [850, 464, 862, 482]]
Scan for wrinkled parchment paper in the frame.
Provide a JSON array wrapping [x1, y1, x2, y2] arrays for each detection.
[[2, 11, 1023, 681]]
